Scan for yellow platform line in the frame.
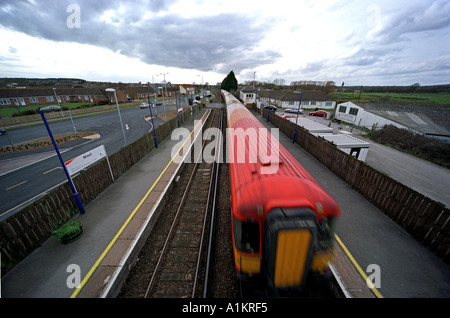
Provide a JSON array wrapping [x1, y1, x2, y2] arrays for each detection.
[[335, 234, 383, 298], [70, 111, 209, 298]]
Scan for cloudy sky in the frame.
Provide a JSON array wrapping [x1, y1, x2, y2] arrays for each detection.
[[0, 0, 449, 86]]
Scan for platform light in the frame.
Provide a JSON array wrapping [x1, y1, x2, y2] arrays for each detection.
[[105, 88, 127, 146]]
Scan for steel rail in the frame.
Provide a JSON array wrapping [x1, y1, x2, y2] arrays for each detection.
[[144, 109, 216, 298], [192, 109, 221, 297], [202, 109, 223, 298]]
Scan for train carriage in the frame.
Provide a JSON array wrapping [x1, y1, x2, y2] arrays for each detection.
[[223, 90, 340, 296]]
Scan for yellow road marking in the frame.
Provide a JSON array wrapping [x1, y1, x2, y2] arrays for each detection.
[[335, 234, 384, 298], [70, 111, 209, 298], [43, 167, 63, 175], [6, 180, 28, 190]]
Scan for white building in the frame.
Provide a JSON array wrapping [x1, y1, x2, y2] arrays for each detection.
[[281, 113, 370, 161], [239, 88, 257, 109], [314, 132, 370, 161], [259, 90, 336, 110], [336, 102, 407, 130], [287, 117, 333, 133]]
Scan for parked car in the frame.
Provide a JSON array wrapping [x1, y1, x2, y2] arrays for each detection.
[[285, 108, 303, 114], [264, 105, 277, 111], [282, 114, 296, 119], [309, 110, 327, 117], [140, 102, 149, 109], [0, 129, 6, 135]]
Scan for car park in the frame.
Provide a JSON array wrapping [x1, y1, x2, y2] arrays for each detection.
[[309, 110, 327, 117]]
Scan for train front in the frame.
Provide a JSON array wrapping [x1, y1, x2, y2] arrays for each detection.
[[224, 90, 340, 296]]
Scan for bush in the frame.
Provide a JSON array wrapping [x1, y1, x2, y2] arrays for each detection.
[[12, 109, 39, 117], [96, 100, 110, 106], [371, 125, 450, 168]]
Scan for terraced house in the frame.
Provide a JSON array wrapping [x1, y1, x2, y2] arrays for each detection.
[[258, 90, 336, 110], [0, 87, 127, 107]]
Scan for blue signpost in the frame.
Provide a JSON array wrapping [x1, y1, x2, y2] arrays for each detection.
[[175, 92, 180, 128], [39, 107, 86, 214], [292, 92, 303, 144], [147, 95, 158, 148]]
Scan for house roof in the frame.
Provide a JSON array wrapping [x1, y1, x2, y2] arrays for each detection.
[[125, 86, 155, 95], [240, 87, 257, 93], [258, 90, 334, 102]]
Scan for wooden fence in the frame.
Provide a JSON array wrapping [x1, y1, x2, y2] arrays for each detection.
[[0, 108, 196, 275], [266, 109, 449, 264]]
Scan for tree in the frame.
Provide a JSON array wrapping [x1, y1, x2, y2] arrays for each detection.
[[221, 70, 238, 92]]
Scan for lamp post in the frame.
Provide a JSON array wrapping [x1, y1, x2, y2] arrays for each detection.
[[39, 106, 85, 214], [105, 88, 127, 146], [293, 92, 303, 144], [158, 72, 169, 121], [52, 88, 64, 117]]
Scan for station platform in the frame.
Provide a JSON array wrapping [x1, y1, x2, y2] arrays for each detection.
[[1, 109, 209, 298]]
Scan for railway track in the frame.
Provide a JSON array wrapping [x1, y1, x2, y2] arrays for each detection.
[[145, 109, 221, 298], [119, 109, 222, 298]]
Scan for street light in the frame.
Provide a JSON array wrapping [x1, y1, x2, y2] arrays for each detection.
[[158, 72, 169, 121], [105, 88, 127, 146], [52, 88, 64, 117]]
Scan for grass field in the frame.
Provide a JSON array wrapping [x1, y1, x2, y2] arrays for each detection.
[[330, 91, 450, 106], [0, 102, 99, 117], [0, 96, 175, 118]]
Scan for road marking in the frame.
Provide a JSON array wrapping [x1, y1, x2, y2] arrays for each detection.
[[6, 180, 28, 191], [43, 167, 63, 175], [335, 234, 383, 298], [70, 110, 210, 298], [1, 180, 68, 218]]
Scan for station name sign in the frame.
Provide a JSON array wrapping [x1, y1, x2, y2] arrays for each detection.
[[65, 145, 107, 176]]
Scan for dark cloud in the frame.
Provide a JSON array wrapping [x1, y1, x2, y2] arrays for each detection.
[[369, 0, 450, 43], [0, 0, 280, 73]]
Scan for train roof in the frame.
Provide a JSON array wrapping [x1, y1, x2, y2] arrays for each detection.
[[224, 90, 339, 220]]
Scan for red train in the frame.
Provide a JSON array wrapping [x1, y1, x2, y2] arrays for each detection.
[[223, 90, 340, 296]]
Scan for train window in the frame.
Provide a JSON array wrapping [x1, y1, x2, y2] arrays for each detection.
[[233, 217, 260, 253], [318, 217, 337, 250]]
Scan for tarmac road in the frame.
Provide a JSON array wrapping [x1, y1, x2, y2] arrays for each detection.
[[365, 141, 450, 208], [0, 106, 168, 220]]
